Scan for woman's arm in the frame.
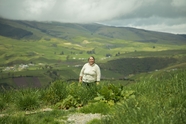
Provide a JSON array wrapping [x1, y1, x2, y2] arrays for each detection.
[[79, 76, 83, 83], [79, 64, 86, 82], [96, 65, 101, 82]]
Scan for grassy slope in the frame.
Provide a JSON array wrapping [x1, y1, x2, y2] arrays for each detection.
[[1, 18, 186, 65], [106, 69, 186, 124], [1, 34, 186, 88], [1, 18, 186, 88], [1, 35, 186, 65], [0, 69, 185, 124]]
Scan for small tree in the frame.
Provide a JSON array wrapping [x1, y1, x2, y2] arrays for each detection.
[[106, 53, 112, 57], [60, 51, 64, 55]]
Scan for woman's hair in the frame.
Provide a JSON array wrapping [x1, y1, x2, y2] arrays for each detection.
[[88, 56, 95, 61]]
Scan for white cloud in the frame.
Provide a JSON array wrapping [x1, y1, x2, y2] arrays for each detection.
[[135, 24, 186, 34], [0, 0, 143, 22], [101, 16, 186, 34], [23, 0, 54, 15], [171, 0, 186, 7], [0, 0, 186, 34], [45, 0, 142, 22]]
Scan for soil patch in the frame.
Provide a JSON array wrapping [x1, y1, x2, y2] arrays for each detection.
[[13, 77, 41, 88]]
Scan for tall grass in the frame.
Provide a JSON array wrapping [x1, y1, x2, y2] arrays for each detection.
[[0, 115, 30, 124], [0, 69, 185, 124], [101, 69, 186, 124], [15, 89, 40, 111], [41, 80, 68, 104], [0, 90, 18, 112], [0, 98, 6, 111]]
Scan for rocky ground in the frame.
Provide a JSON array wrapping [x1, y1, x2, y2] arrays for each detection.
[[66, 113, 102, 124]]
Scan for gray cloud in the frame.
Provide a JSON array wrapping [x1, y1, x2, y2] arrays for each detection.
[[0, 0, 186, 34]]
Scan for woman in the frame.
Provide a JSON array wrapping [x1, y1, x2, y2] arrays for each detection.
[[79, 56, 101, 85]]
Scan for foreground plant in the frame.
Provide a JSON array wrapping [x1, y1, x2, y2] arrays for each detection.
[[0, 69, 185, 124], [16, 89, 40, 111], [0, 98, 6, 111], [41, 80, 68, 104], [101, 69, 186, 124], [80, 102, 111, 115]]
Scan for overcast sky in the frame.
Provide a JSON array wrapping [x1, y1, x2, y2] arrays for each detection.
[[0, 0, 186, 34]]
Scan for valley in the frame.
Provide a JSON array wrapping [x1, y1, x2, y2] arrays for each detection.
[[0, 18, 186, 89]]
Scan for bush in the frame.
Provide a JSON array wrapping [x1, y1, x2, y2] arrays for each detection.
[[41, 80, 68, 104], [54, 82, 101, 109], [67, 83, 100, 105], [16, 89, 40, 110]]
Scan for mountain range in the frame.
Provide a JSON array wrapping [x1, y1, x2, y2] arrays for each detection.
[[1, 18, 186, 44]]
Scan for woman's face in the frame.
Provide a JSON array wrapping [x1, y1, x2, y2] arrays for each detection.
[[88, 57, 95, 65]]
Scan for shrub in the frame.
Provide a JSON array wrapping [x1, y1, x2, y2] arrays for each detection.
[[67, 82, 100, 105], [16, 89, 40, 110], [41, 80, 68, 104], [55, 94, 81, 109], [53, 82, 100, 109]]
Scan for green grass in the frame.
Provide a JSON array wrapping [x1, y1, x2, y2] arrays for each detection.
[[1, 49, 186, 90], [1, 18, 186, 123], [1, 33, 186, 66], [0, 110, 67, 124], [0, 99, 6, 111], [100, 69, 186, 124], [15, 89, 40, 110], [0, 69, 185, 124], [1, 23, 186, 87], [1, 18, 186, 67], [79, 102, 111, 114]]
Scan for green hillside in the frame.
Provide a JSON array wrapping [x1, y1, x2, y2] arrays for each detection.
[[0, 18, 186, 123], [0, 69, 185, 123], [0, 18, 186, 88]]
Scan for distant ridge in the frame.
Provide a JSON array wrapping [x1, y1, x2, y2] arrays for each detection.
[[0, 18, 186, 44], [0, 23, 33, 39]]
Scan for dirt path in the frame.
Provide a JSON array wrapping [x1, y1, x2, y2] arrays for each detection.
[[67, 113, 102, 124], [1, 108, 103, 124]]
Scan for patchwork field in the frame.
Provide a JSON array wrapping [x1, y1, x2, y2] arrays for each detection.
[[0, 18, 186, 89]]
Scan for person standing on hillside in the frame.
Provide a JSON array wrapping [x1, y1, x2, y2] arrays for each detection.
[[79, 56, 101, 86]]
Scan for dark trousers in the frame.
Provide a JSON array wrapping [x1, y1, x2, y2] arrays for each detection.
[[83, 82, 96, 87]]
